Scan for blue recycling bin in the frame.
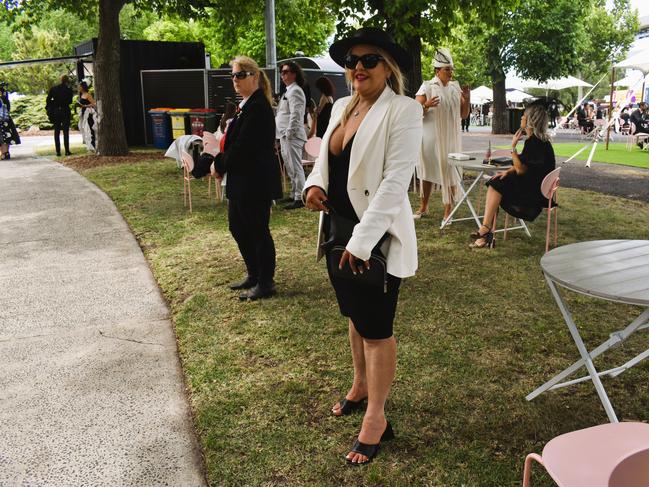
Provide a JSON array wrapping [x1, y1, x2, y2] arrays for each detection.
[[149, 108, 173, 148]]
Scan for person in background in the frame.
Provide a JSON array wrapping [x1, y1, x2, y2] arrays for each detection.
[[216, 101, 237, 150], [630, 102, 649, 148], [0, 83, 20, 160], [471, 102, 556, 248], [77, 82, 98, 152], [276, 61, 307, 209], [46, 75, 73, 157], [413, 48, 470, 221], [314, 76, 335, 138], [305, 27, 422, 466], [192, 56, 283, 300], [461, 110, 470, 132]]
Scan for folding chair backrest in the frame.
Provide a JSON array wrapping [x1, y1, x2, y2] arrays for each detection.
[[180, 150, 194, 173], [202, 131, 219, 156], [304, 137, 322, 158], [541, 167, 561, 199]]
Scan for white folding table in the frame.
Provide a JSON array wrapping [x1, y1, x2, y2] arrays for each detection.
[[442, 157, 531, 237], [527, 240, 649, 423]]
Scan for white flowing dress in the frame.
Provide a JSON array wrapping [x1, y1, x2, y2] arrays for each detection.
[[416, 77, 462, 205]]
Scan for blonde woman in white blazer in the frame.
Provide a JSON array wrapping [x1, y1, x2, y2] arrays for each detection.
[[304, 27, 422, 466]]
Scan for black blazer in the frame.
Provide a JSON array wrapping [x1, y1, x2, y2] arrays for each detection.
[[46, 83, 73, 121], [194, 88, 282, 201]]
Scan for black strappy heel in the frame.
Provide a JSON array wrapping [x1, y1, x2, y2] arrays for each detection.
[[470, 230, 495, 249], [470, 224, 491, 240], [346, 421, 395, 466], [333, 397, 367, 416]]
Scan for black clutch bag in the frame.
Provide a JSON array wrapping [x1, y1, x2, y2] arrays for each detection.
[[320, 202, 389, 293]]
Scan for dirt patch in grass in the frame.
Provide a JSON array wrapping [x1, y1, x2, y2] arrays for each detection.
[[61, 150, 166, 171]]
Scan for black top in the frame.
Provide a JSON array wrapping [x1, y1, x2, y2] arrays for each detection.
[[78, 95, 90, 114], [327, 134, 358, 222], [192, 88, 282, 202], [316, 102, 333, 138], [46, 83, 73, 120]]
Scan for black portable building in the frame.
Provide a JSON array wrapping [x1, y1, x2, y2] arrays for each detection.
[[74, 39, 206, 145]]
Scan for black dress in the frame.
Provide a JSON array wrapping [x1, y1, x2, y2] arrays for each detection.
[[316, 101, 333, 138], [324, 134, 401, 340], [486, 135, 555, 221]]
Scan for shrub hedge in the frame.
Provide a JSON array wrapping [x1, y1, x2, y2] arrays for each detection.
[[10, 94, 79, 130]]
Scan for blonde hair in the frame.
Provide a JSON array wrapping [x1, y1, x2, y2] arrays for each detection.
[[230, 55, 273, 105], [525, 103, 550, 142], [342, 46, 406, 124]]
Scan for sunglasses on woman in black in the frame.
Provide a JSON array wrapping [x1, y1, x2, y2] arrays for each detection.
[[231, 71, 254, 79], [343, 53, 385, 69]]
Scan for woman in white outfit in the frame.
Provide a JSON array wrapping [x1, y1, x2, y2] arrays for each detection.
[[414, 48, 470, 221]]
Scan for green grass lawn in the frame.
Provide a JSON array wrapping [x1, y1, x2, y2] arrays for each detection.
[[82, 159, 649, 486], [544, 142, 648, 168]]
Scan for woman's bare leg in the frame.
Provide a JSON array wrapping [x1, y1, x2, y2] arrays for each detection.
[[474, 186, 503, 244], [332, 320, 368, 415], [416, 180, 433, 214], [346, 336, 396, 463]]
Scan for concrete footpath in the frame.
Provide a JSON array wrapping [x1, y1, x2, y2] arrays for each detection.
[[0, 145, 207, 485]]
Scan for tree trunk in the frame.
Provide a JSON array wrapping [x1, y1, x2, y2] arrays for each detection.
[[96, 0, 128, 156], [405, 14, 422, 97], [486, 39, 508, 134], [491, 71, 508, 134]]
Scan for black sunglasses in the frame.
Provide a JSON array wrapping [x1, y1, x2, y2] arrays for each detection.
[[280, 69, 292, 75], [344, 53, 384, 70], [231, 71, 254, 79]]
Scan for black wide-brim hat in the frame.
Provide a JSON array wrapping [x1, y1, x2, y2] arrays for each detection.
[[329, 27, 412, 72]]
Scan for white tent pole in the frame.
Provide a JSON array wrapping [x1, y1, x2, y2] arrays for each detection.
[[564, 73, 607, 119], [606, 67, 615, 150]]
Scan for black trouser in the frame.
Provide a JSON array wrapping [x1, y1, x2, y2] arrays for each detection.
[[461, 117, 470, 131], [52, 116, 71, 155], [228, 199, 275, 287]]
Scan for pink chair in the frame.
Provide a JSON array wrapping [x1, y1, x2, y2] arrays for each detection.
[[180, 150, 194, 213], [301, 136, 322, 171], [540, 167, 560, 252], [500, 167, 560, 251], [522, 422, 649, 487], [202, 131, 223, 203]]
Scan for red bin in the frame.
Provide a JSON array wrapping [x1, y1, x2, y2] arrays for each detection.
[[188, 108, 218, 137]]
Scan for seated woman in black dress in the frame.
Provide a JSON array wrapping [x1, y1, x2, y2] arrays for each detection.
[[471, 102, 555, 248]]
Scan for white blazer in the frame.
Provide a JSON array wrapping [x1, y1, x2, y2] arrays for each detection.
[[304, 86, 423, 278]]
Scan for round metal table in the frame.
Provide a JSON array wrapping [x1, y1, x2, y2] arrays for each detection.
[[528, 240, 649, 422]]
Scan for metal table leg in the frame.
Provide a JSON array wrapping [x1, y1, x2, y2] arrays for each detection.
[[440, 168, 484, 230], [535, 275, 620, 422]]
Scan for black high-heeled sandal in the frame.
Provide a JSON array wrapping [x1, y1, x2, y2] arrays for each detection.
[[333, 397, 367, 416], [470, 230, 495, 249], [346, 421, 395, 466], [470, 224, 491, 240]]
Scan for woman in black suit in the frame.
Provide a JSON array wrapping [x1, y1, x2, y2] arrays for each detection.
[[192, 55, 283, 300]]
